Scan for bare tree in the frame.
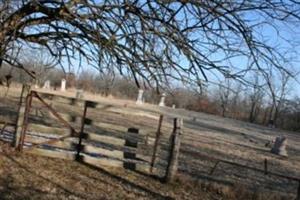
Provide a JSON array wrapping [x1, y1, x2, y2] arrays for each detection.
[[266, 71, 292, 127], [277, 97, 300, 130], [20, 49, 56, 85], [94, 69, 116, 97], [248, 76, 264, 123], [77, 70, 95, 91], [218, 79, 232, 117], [0, 0, 300, 89], [229, 82, 244, 119]]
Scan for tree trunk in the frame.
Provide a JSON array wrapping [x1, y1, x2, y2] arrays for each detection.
[[262, 108, 269, 125], [249, 102, 256, 123], [268, 103, 275, 127], [222, 107, 226, 117], [273, 102, 282, 126]]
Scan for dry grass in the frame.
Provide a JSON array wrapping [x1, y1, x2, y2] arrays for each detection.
[[0, 84, 299, 199], [0, 141, 220, 200], [0, 140, 290, 200]]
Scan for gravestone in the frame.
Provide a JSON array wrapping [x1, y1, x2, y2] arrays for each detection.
[[43, 80, 51, 89], [271, 136, 288, 156], [136, 89, 144, 105], [61, 78, 66, 91], [159, 93, 166, 107]]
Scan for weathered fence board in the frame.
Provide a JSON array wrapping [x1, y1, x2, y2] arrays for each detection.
[[27, 148, 75, 160], [84, 121, 150, 141], [83, 132, 124, 146], [36, 92, 84, 106], [36, 91, 159, 120], [48, 112, 82, 124], [83, 144, 123, 158], [82, 139, 154, 160], [90, 106, 159, 120], [80, 153, 124, 168], [25, 135, 76, 150], [80, 153, 155, 173], [27, 123, 70, 135]]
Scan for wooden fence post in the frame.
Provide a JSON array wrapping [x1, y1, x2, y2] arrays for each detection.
[[76, 101, 88, 161], [14, 85, 31, 148], [124, 128, 139, 170], [164, 118, 183, 182], [297, 181, 300, 200], [150, 114, 164, 173], [264, 158, 268, 175]]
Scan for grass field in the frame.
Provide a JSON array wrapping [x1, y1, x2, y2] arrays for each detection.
[[0, 84, 299, 199]]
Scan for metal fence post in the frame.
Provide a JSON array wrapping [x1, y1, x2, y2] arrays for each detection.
[[17, 91, 33, 151]]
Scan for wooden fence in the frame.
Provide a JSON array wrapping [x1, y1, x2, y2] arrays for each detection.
[[16, 90, 182, 182], [6, 87, 300, 199]]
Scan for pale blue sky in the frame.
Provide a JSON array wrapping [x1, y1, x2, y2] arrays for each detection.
[[58, 1, 300, 98]]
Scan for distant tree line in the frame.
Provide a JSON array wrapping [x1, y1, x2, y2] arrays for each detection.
[[1, 62, 299, 132], [1, 0, 300, 132], [1, 0, 300, 91]]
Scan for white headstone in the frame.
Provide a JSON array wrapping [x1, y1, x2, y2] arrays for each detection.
[[159, 93, 166, 107], [271, 136, 288, 156], [43, 80, 50, 89], [172, 104, 176, 109], [136, 89, 144, 105], [61, 78, 66, 91]]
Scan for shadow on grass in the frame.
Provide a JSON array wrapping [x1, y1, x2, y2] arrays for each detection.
[[80, 161, 174, 200], [1, 150, 174, 200], [2, 154, 89, 200], [0, 174, 55, 200]]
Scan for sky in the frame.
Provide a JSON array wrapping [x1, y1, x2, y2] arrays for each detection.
[[27, 0, 300, 99]]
